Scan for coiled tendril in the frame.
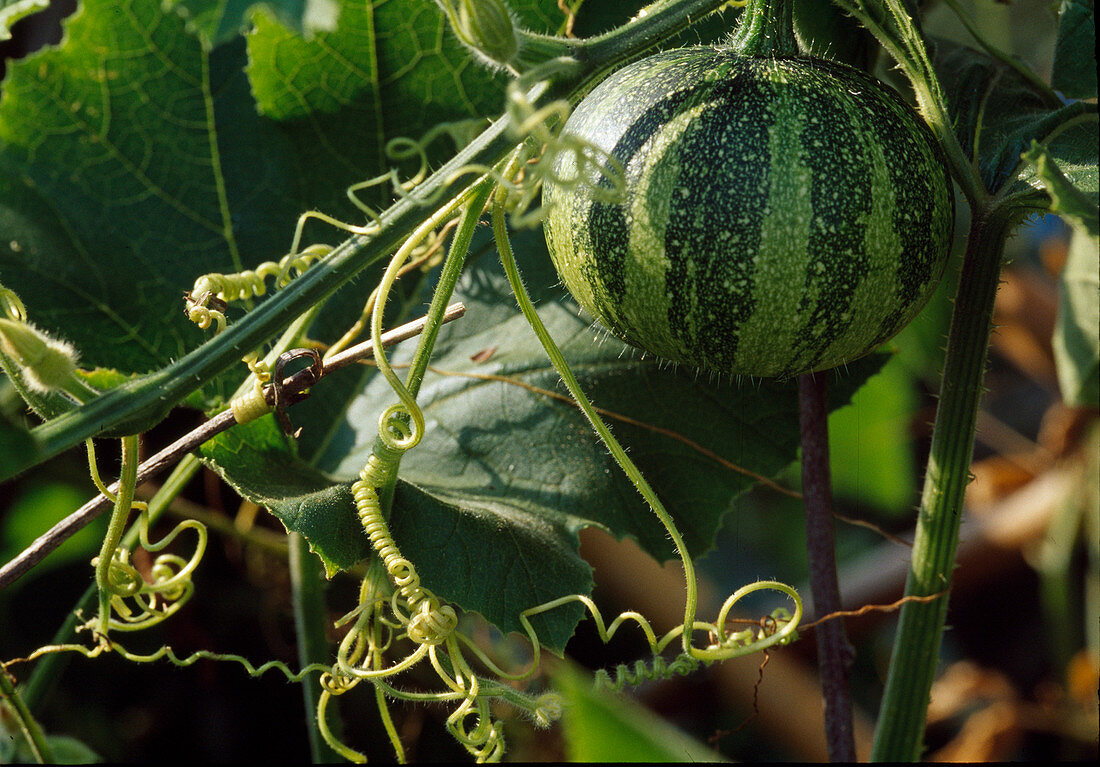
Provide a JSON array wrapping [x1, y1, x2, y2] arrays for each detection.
[[84, 438, 208, 635], [11, 57, 803, 766]]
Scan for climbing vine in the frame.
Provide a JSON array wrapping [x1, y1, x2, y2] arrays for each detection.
[[1, 0, 1095, 763]]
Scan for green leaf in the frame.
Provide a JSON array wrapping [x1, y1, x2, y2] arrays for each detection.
[[1053, 226, 1100, 407], [1052, 0, 1097, 99], [931, 36, 1098, 195], [166, 0, 342, 47], [0, 0, 560, 410], [0, 0, 300, 394], [1020, 139, 1099, 407], [1021, 138, 1100, 239], [0, 0, 48, 40], [553, 662, 729, 762], [202, 239, 884, 651]]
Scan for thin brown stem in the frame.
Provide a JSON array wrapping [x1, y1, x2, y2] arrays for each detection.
[[0, 305, 465, 591], [799, 372, 856, 763]]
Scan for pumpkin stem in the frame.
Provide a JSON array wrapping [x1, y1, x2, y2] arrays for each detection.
[[729, 0, 801, 58]]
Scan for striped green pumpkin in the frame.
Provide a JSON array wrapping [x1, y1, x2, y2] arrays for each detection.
[[543, 47, 954, 378]]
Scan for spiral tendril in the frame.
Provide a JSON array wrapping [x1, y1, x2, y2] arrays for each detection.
[[84, 438, 208, 635]]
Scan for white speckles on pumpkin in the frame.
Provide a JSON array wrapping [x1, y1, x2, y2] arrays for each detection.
[[544, 47, 954, 377]]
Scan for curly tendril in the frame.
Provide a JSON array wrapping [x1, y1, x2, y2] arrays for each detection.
[[85, 437, 208, 635], [15, 81, 804, 765]]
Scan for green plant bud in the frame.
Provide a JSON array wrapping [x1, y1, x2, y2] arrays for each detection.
[[0, 318, 80, 394], [457, 0, 519, 67]]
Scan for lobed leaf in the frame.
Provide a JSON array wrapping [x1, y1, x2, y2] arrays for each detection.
[[1051, 0, 1097, 100], [203, 237, 884, 651], [930, 36, 1098, 197], [0, 0, 563, 408]]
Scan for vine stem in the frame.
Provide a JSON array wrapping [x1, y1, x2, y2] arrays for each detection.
[[490, 196, 700, 654], [798, 373, 856, 762], [0, 669, 53, 763], [0, 306, 466, 592], [871, 206, 1015, 760], [94, 434, 140, 636], [363, 177, 495, 516], [5, 0, 735, 482]]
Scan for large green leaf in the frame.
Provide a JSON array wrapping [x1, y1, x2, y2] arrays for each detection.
[[202, 234, 884, 651], [1052, 0, 1096, 100], [931, 35, 1098, 196], [0, 0, 557, 406]]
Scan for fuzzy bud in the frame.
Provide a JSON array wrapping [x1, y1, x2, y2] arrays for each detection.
[[456, 0, 519, 68], [0, 318, 80, 394], [533, 692, 564, 727]]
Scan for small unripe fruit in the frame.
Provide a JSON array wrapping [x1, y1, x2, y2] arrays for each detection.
[[0, 318, 80, 394], [455, 0, 519, 68]]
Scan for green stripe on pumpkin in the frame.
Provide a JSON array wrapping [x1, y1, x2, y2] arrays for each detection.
[[544, 47, 953, 378]]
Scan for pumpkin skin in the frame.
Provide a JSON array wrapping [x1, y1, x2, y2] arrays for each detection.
[[543, 47, 954, 378]]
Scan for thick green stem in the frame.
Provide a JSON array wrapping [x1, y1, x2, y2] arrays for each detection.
[[93, 435, 140, 636], [871, 206, 1016, 760], [730, 0, 799, 57]]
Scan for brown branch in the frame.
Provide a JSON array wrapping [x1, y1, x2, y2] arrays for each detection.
[[799, 372, 856, 763], [0, 304, 466, 592]]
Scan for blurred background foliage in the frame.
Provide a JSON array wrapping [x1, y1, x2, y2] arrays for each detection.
[[1, 0, 1097, 762]]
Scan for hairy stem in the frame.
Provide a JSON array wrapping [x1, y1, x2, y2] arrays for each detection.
[[94, 435, 140, 636], [871, 205, 1015, 760], [730, 0, 799, 57], [0, 670, 53, 763], [798, 373, 855, 762]]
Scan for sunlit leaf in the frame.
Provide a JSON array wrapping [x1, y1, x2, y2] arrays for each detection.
[[0, 0, 559, 406], [931, 36, 1097, 196], [0, 0, 48, 40], [554, 662, 730, 762]]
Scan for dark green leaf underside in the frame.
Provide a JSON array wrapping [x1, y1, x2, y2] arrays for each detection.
[[205, 245, 885, 651]]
